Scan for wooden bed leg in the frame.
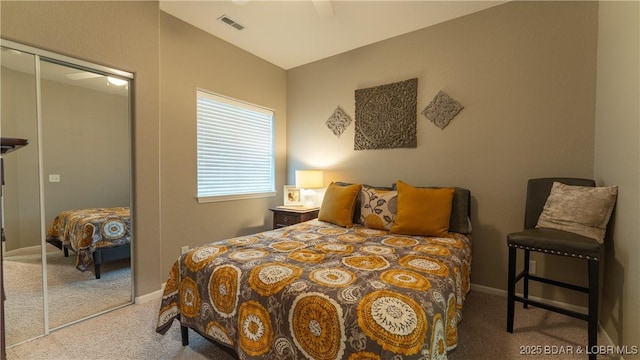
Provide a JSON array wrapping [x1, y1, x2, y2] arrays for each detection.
[[93, 249, 101, 279], [63, 247, 69, 257], [181, 325, 189, 346], [89, 244, 130, 280]]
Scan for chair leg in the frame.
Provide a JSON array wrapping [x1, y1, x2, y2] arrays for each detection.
[[523, 249, 530, 309], [507, 246, 516, 333], [588, 259, 599, 360]]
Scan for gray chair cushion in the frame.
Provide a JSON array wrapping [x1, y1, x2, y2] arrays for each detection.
[[508, 227, 602, 260]]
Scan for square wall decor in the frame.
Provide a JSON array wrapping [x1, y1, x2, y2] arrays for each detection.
[[325, 106, 352, 138], [354, 78, 418, 150], [422, 90, 463, 130]]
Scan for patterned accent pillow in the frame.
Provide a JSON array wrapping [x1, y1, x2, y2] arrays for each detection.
[[536, 182, 617, 243], [360, 186, 398, 230]]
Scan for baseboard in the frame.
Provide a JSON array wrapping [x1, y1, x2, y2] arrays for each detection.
[[470, 283, 506, 297], [597, 324, 626, 360], [134, 282, 166, 304], [470, 283, 618, 353], [470, 283, 588, 313]]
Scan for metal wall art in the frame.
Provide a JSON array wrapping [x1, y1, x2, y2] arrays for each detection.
[[422, 90, 463, 130], [354, 78, 418, 150], [325, 106, 352, 138]]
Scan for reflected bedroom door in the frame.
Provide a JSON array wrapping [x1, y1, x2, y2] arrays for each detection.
[[39, 59, 133, 330]]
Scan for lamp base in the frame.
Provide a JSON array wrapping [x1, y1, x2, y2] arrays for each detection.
[[300, 188, 321, 208]]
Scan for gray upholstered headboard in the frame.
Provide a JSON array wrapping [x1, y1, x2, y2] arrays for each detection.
[[449, 187, 472, 234]]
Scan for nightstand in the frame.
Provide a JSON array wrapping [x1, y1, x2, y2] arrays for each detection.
[[269, 207, 319, 229]]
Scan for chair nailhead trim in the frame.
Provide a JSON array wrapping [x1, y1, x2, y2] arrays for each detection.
[[508, 243, 599, 261]]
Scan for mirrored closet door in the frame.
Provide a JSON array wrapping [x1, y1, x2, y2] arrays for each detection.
[[1, 40, 134, 350], [1, 44, 44, 346]]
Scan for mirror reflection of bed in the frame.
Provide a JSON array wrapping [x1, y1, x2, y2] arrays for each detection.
[[45, 207, 131, 280], [1, 43, 133, 347]]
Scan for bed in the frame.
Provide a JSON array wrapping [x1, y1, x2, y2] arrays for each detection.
[[45, 207, 132, 279], [156, 182, 472, 359]]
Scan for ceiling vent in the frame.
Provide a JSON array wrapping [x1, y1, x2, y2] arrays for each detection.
[[218, 15, 245, 31]]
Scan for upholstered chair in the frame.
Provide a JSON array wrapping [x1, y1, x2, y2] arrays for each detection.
[[506, 178, 617, 360]]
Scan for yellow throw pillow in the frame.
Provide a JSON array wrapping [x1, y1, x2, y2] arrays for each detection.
[[319, 182, 362, 227], [390, 181, 455, 236]]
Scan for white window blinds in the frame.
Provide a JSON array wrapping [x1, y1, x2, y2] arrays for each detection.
[[196, 90, 275, 202]]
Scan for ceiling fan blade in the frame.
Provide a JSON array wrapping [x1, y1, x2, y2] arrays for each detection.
[[312, 0, 335, 18], [65, 71, 102, 80]]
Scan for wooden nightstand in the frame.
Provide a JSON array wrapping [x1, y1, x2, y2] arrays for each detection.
[[269, 207, 319, 229]]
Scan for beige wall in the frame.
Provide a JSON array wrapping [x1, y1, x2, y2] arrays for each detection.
[[158, 13, 287, 277], [287, 1, 598, 305], [594, 1, 640, 349], [1, 1, 161, 295], [0, 67, 39, 250]]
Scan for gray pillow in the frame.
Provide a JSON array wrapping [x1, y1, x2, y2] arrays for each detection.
[[536, 182, 617, 243]]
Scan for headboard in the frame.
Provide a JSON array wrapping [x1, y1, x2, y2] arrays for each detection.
[[449, 187, 472, 234]]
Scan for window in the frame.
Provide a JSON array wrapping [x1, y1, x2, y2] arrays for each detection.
[[196, 90, 275, 202]]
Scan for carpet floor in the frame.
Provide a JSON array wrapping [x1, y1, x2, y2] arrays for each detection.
[[6, 289, 626, 360], [3, 244, 131, 346]]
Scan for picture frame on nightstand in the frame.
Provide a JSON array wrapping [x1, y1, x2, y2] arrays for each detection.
[[283, 185, 302, 206]]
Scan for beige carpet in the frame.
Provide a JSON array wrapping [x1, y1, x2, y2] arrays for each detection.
[[7, 290, 626, 360], [3, 244, 131, 346]]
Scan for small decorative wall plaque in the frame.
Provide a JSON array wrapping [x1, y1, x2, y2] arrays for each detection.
[[354, 78, 418, 150], [422, 90, 463, 130], [325, 106, 352, 138]]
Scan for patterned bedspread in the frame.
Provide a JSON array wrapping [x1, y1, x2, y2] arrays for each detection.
[[46, 207, 131, 271], [156, 219, 472, 360]]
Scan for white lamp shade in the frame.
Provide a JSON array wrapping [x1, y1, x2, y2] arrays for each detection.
[[295, 170, 324, 189]]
